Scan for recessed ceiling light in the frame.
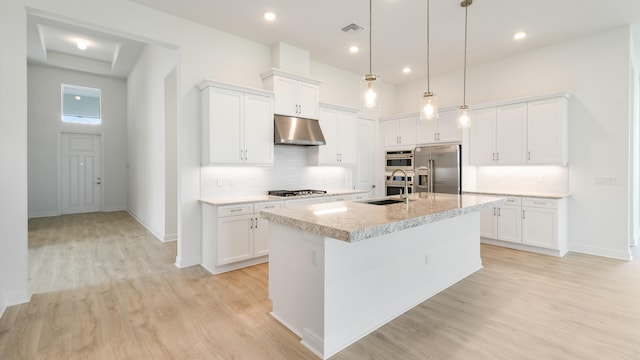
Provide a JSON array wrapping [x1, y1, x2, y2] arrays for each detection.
[[264, 12, 276, 21], [76, 41, 87, 50], [349, 46, 359, 53], [402, 67, 412, 74], [513, 32, 527, 40]]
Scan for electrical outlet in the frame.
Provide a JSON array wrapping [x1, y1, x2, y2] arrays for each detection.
[[594, 177, 616, 186], [217, 178, 223, 187]]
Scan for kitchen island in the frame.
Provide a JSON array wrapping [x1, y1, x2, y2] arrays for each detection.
[[260, 192, 503, 359]]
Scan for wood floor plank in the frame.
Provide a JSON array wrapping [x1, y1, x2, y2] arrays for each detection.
[[1, 212, 639, 359]]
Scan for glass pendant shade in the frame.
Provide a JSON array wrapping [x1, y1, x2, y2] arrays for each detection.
[[362, 74, 380, 109], [457, 105, 471, 128], [420, 91, 438, 120]]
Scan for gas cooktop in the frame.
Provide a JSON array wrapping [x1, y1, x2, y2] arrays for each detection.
[[268, 189, 327, 197]]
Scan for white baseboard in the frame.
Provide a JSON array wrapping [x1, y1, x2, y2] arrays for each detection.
[[103, 206, 127, 212], [126, 209, 165, 242], [163, 233, 177, 242], [28, 210, 60, 219], [175, 255, 201, 268], [570, 243, 632, 260], [3, 289, 31, 309]]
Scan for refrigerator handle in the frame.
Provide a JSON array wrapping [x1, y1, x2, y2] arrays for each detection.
[[428, 159, 434, 192]]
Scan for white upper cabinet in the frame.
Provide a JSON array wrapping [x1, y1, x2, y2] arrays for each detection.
[[309, 104, 358, 165], [382, 114, 417, 149], [495, 103, 528, 164], [469, 107, 497, 165], [469, 93, 569, 166], [527, 97, 568, 165], [416, 109, 461, 144], [199, 80, 274, 166], [262, 69, 321, 119]]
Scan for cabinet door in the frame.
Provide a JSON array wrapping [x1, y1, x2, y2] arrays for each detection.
[[272, 76, 297, 116], [436, 110, 462, 143], [497, 205, 522, 243], [217, 214, 253, 265], [383, 120, 400, 147], [337, 112, 358, 164], [397, 116, 417, 147], [297, 82, 319, 119], [480, 207, 498, 239], [469, 107, 497, 165], [317, 108, 339, 164], [522, 207, 557, 249], [244, 93, 274, 165], [253, 201, 283, 257], [496, 103, 527, 164], [208, 88, 243, 164], [416, 117, 438, 144], [527, 97, 568, 164]]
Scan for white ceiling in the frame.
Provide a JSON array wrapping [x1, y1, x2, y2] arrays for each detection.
[[27, 14, 146, 79], [129, 0, 640, 85], [26, 1, 640, 84]]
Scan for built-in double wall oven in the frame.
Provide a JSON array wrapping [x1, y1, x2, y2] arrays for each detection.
[[385, 171, 414, 196], [385, 150, 415, 196], [385, 150, 414, 172]]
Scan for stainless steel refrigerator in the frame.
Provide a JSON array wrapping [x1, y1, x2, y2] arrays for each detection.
[[414, 144, 461, 194]]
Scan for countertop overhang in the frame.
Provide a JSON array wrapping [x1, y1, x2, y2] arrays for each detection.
[[260, 193, 504, 242]]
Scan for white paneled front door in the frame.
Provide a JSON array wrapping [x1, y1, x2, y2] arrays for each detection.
[[60, 132, 102, 214]]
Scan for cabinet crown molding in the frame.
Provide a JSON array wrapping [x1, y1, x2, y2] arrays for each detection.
[[260, 68, 323, 85], [198, 79, 274, 98], [319, 102, 358, 113], [472, 91, 572, 111]]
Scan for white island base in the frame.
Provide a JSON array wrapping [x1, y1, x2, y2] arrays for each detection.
[[268, 211, 482, 359]]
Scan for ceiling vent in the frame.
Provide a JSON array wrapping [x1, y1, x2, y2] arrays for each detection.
[[341, 23, 364, 32]]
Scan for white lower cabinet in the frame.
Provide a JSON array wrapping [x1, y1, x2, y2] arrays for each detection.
[[202, 200, 283, 274], [480, 197, 522, 244], [480, 195, 567, 256]]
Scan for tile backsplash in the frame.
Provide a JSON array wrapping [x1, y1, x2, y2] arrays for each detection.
[[475, 165, 569, 193], [201, 145, 353, 198]]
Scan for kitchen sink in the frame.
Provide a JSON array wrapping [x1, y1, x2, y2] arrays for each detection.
[[359, 198, 406, 206]]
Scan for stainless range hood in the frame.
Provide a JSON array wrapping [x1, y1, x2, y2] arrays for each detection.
[[274, 114, 326, 146]]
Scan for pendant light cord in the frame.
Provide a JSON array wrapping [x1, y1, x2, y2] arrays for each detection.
[[369, 0, 373, 74], [426, 0, 430, 92], [462, 1, 468, 105]]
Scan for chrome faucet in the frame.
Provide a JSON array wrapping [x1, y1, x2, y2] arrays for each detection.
[[389, 169, 410, 203]]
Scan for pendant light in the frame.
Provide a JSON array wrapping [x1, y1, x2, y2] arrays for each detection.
[[362, 0, 380, 109], [420, 0, 438, 121], [457, 0, 472, 128]]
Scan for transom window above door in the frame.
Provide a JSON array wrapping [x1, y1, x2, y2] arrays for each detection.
[[61, 84, 101, 125]]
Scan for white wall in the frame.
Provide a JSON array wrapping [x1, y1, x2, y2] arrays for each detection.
[[397, 26, 634, 259], [27, 64, 128, 217], [127, 45, 178, 242], [201, 146, 352, 199], [0, 0, 30, 315]]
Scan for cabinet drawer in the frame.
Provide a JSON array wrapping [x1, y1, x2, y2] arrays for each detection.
[[522, 198, 557, 209], [218, 204, 253, 217], [255, 201, 283, 212], [503, 196, 522, 206]]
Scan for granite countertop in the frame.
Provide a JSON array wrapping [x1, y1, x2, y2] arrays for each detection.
[[260, 193, 504, 243], [199, 189, 369, 206], [463, 190, 570, 199]]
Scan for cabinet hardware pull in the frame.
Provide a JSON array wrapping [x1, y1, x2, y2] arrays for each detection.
[[264, 205, 274, 209], [498, 208, 501, 216], [493, 207, 497, 216], [245, 149, 248, 160], [533, 201, 546, 205], [254, 218, 258, 229], [528, 151, 531, 161], [231, 208, 242, 212], [522, 210, 526, 219]]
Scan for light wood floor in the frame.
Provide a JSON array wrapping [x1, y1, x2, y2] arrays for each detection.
[[1, 211, 639, 359]]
